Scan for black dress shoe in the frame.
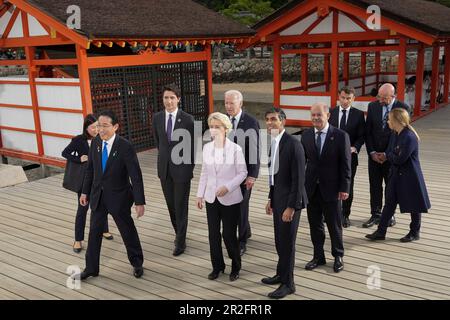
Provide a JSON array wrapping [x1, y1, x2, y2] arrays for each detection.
[[208, 269, 224, 280], [305, 257, 326, 270], [362, 215, 380, 228], [229, 271, 240, 281], [343, 216, 351, 228], [261, 275, 282, 285], [173, 244, 186, 256], [268, 284, 295, 299], [103, 233, 114, 240], [333, 257, 344, 273], [240, 243, 247, 256], [133, 267, 144, 278], [72, 241, 82, 253], [365, 230, 386, 240], [76, 270, 98, 281], [400, 233, 420, 242], [389, 216, 396, 227]]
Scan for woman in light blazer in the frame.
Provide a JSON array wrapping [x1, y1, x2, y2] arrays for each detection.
[[197, 112, 248, 281], [366, 108, 430, 242]]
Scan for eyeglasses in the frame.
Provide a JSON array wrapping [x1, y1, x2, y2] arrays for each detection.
[[96, 124, 113, 129]]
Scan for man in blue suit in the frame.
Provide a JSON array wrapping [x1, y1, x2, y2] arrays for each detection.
[[77, 110, 146, 280], [301, 103, 351, 273]]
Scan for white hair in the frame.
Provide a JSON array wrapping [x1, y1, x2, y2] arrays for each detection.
[[224, 90, 243, 103]]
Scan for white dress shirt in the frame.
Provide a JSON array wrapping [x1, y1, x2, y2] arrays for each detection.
[[269, 129, 285, 186], [102, 134, 116, 156]]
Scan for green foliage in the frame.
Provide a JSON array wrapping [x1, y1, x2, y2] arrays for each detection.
[[220, 0, 275, 25]]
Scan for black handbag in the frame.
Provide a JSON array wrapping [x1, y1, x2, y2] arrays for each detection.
[[62, 160, 87, 193]]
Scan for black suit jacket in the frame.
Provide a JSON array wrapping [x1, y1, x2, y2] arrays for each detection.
[[82, 135, 145, 215], [301, 125, 351, 202], [62, 135, 89, 164], [228, 111, 261, 179], [365, 99, 409, 154], [269, 133, 308, 213], [152, 109, 195, 182], [329, 106, 365, 165]]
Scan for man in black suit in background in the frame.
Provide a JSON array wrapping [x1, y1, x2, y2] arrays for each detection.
[[329, 87, 365, 228], [78, 110, 146, 280], [224, 90, 260, 256], [262, 108, 307, 299], [363, 83, 409, 228], [152, 84, 195, 256], [301, 103, 351, 273]]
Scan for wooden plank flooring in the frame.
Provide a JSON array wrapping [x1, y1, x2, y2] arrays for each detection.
[[0, 106, 449, 300]]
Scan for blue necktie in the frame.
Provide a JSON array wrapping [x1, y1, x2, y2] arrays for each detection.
[[167, 114, 173, 142], [102, 141, 108, 173], [382, 106, 389, 130]]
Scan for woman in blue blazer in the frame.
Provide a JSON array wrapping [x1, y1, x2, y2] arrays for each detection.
[[62, 114, 112, 253], [366, 108, 430, 242]]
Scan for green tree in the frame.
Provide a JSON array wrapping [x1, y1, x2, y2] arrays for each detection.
[[221, 0, 274, 25]]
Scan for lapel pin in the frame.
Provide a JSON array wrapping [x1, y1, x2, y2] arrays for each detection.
[[113, 151, 117, 157], [97, 146, 100, 152], [331, 136, 335, 141], [177, 119, 181, 123]]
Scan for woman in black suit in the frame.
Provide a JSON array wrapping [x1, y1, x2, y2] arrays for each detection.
[[366, 108, 431, 242], [62, 114, 112, 253]]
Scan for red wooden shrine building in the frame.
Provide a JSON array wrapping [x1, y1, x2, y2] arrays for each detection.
[[0, 0, 254, 167], [242, 0, 450, 126]]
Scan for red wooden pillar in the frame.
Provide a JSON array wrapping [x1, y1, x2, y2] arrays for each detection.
[[324, 54, 330, 91], [343, 52, 349, 85], [77, 44, 93, 116], [273, 41, 281, 107], [414, 44, 425, 117], [25, 46, 44, 157], [430, 43, 440, 110], [361, 52, 366, 95], [397, 38, 406, 102], [375, 51, 381, 87], [443, 42, 450, 104], [331, 41, 339, 107], [205, 44, 214, 114], [301, 53, 308, 91]]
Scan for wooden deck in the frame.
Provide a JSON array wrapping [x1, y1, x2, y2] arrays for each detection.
[[0, 106, 449, 300]]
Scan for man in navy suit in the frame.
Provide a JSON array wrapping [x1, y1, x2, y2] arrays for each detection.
[[363, 83, 409, 228], [262, 108, 307, 299], [152, 84, 195, 256], [329, 87, 365, 228], [78, 110, 146, 280], [224, 90, 260, 256], [301, 103, 351, 273]]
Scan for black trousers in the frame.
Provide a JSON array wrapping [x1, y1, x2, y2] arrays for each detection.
[[368, 157, 391, 216], [206, 199, 241, 273], [160, 170, 191, 247], [272, 202, 301, 287], [377, 181, 422, 236], [85, 194, 143, 274], [342, 157, 358, 218], [307, 187, 344, 258], [238, 184, 252, 245], [75, 192, 108, 241]]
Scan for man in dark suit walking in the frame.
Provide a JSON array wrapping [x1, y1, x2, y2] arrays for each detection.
[[329, 87, 365, 228], [262, 108, 307, 299], [224, 90, 260, 256], [78, 110, 146, 280], [152, 84, 195, 256], [301, 103, 351, 273], [363, 83, 409, 228]]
